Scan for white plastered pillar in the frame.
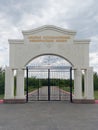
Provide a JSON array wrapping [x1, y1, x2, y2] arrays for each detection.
[[74, 68, 83, 99], [84, 67, 94, 99], [16, 69, 25, 99], [4, 67, 14, 99]]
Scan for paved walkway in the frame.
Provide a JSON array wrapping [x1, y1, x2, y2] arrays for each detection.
[[28, 86, 70, 101], [0, 102, 98, 130]]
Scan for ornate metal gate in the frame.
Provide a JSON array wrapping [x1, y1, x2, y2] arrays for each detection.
[[26, 66, 72, 102]]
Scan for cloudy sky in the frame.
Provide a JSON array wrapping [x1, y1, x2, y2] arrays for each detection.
[[0, 0, 98, 72]]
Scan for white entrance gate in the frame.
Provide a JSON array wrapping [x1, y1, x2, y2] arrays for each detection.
[[4, 25, 94, 103]]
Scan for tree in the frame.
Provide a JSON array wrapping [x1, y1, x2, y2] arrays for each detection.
[[94, 72, 98, 90], [0, 67, 5, 94]]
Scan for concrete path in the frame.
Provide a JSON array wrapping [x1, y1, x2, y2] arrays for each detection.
[[28, 86, 70, 101], [0, 102, 98, 130]]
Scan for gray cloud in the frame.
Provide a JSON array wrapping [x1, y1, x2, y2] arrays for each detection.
[[0, 0, 98, 71], [28, 55, 71, 67], [0, 0, 49, 26]]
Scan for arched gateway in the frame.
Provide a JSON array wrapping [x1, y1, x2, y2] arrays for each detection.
[[4, 25, 94, 103]]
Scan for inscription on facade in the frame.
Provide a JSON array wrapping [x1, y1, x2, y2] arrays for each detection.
[[28, 36, 70, 42]]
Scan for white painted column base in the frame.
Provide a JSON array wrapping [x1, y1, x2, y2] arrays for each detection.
[[73, 68, 83, 99], [4, 67, 14, 99], [84, 67, 94, 100], [15, 69, 25, 99]]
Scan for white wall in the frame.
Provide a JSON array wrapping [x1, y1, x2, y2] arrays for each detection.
[[9, 25, 90, 68]]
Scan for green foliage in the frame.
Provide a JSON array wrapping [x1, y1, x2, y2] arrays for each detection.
[[24, 76, 42, 92], [94, 91, 98, 99], [0, 67, 98, 98], [41, 79, 48, 86], [94, 72, 98, 90], [0, 67, 5, 94], [81, 72, 98, 91], [25, 77, 74, 92]]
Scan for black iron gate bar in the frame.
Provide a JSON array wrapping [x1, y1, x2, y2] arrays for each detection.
[[52, 70, 71, 101], [48, 69, 50, 101], [26, 67, 28, 102], [26, 66, 72, 102], [70, 67, 72, 103]]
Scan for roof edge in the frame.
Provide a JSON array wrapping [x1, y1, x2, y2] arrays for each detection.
[[8, 39, 24, 44], [22, 25, 76, 35], [74, 39, 91, 44]]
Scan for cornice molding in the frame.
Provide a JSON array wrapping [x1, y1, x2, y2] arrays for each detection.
[[22, 25, 76, 35]]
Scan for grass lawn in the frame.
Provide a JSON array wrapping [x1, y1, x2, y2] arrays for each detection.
[[0, 94, 4, 99], [94, 91, 98, 99]]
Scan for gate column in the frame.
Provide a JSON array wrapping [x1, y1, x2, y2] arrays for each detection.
[[4, 67, 14, 102], [84, 67, 94, 101], [15, 69, 25, 102], [73, 68, 82, 101]]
